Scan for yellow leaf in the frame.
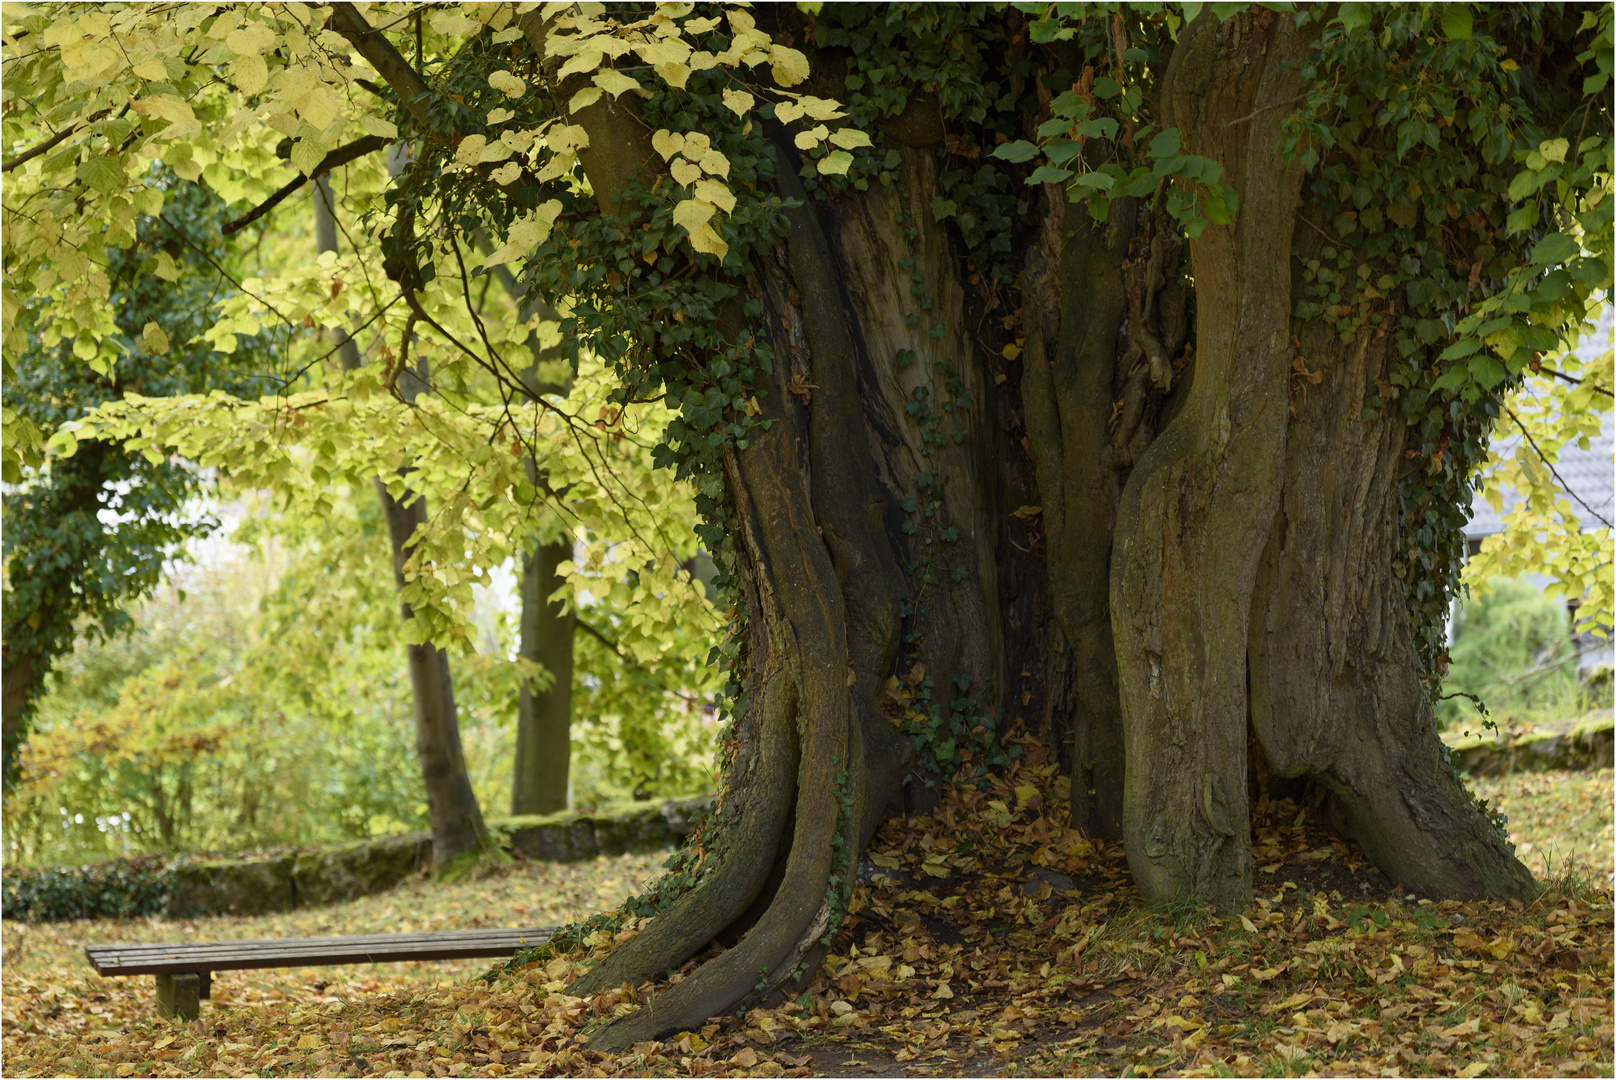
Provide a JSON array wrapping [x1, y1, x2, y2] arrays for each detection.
[[116, 1065, 137, 1077], [225, 21, 278, 56], [696, 147, 730, 177], [1240, 914, 1258, 933], [1439, 1017, 1480, 1038], [670, 159, 703, 186], [486, 107, 514, 125], [798, 96, 849, 121], [770, 43, 810, 86], [491, 162, 522, 186], [1013, 784, 1039, 808], [299, 84, 340, 131], [430, 11, 478, 36], [1500, 58, 1519, 71], [795, 124, 830, 150], [1002, 341, 1022, 361], [829, 127, 873, 150], [722, 88, 755, 115], [133, 58, 169, 81], [569, 86, 603, 113], [297, 1033, 323, 1049], [897, 963, 916, 979], [1457, 1064, 1489, 1079], [142, 321, 169, 355], [693, 178, 735, 214], [228, 51, 268, 96], [930, 980, 953, 999], [592, 68, 640, 97], [131, 96, 196, 125], [652, 129, 685, 160], [152, 1035, 176, 1050], [488, 69, 528, 98], [685, 219, 728, 257], [654, 62, 691, 89], [818, 150, 854, 176]]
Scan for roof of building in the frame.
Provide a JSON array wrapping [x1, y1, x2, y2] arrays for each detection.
[[1465, 309, 1615, 538]]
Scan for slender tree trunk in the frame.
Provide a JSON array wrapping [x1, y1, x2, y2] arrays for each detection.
[[477, 258, 578, 818], [511, 536, 574, 814], [1, 647, 41, 790], [314, 176, 493, 874], [1110, 10, 1307, 910]]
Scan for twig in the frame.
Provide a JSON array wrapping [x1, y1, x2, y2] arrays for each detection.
[[1504, 404, 1614, 529], [221, 135, 389, 236], [1537, 364, 1614, 398]]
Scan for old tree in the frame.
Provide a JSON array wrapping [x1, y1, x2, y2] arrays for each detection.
[[4, 0, 1612, 1046]]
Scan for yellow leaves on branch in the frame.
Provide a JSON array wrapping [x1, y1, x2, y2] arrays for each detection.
[[483, 201, 564, 266], [488, 69, 528, 98], [652, 131, 735, 256]]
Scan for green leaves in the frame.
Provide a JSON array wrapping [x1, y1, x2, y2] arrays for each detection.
[[991, 140, 1039, 164], [1530, 233, 1581, 266], [1440, 5, 1473, 42]]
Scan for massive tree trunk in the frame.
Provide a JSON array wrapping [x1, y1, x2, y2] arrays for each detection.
[[1109, 9, 1306, 910], [314, 177, 493, 874], [478, 258, 578, 818], [339, 1, 1540, 1046], [1244, 205, 1539, 900]]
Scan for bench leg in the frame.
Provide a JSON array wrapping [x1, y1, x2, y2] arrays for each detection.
[[156, 973, 200, 1021]]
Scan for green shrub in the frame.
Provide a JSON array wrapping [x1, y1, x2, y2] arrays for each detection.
[[1441, 576, 1587, 727], [1, 856, 173, 922]]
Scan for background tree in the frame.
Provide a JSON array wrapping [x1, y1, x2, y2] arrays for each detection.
[[314, 170, 496, 876], [1, 176, 275, 791], [4, 0, 1609, 1051]]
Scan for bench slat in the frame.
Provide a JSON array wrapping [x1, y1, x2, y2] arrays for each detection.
[[88, 929, 547, 957], [85, 927, 553, 976]]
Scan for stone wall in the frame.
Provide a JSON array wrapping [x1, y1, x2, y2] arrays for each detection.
[[1442, 713, 1614, 777], [163, 796, 710, 918]]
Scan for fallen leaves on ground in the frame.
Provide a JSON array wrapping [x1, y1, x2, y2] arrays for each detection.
[[2, 758, 1610, 1078], [1467, 767, 1613, 887]]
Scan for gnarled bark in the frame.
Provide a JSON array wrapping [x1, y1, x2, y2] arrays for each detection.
[[1111, 10, 1307, 910], [1020, 191, 1134, 840], [1247, 230, 1538, 900]]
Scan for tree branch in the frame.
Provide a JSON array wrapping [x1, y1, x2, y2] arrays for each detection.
[[221, 135, 390, 236], [327, 3, 433, 130], [2, 122, 80, 173], [1537, 363, 1615, 397], [1504, 404, 1614, 529], [573, 616, 623, 656]]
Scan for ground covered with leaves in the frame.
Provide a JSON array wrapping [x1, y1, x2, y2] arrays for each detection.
[[3, 760, 1611, 1078]]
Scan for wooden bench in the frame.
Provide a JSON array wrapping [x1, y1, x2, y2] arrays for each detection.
[[85, 927, 554, 1020]]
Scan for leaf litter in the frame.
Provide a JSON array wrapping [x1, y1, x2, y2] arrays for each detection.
[[3, 747, 1610, 1078]]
